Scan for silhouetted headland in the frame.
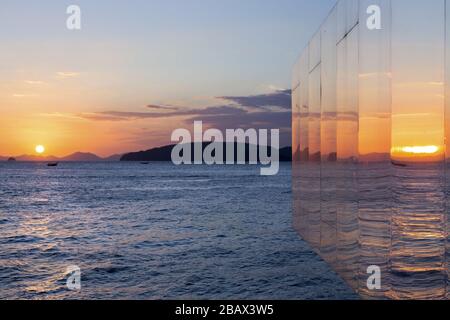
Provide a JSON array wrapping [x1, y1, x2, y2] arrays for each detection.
[[121, 143, 292, 162]]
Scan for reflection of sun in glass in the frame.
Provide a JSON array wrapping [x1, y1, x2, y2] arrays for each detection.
[[398, 146, 439, 154], [35, 145, 45, 154]]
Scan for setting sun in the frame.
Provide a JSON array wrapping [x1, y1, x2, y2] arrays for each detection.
[[35, 145, 45, 154]]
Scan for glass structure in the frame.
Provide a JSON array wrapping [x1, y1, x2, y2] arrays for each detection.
[[292, 0, 450, 299]]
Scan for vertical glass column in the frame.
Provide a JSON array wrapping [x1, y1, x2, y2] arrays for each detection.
[[357, 0, 392, 299], [320, 7, 338, 265], [299, 52, 310, 164], [337, 0, 359, 45], [307, 31, 322, 249], [391, 0, 447, 300], [335, 0, 360, 291]]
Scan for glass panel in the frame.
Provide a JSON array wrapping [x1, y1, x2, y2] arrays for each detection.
[[293, 0, 450, 300], [292, 60, 300, 93], [336, 31, 358, 162], [336, 0, 346, 43], [391, 1, 445, 163], [309, 65, 321, 162], [337, 0, 359, 43], [391, 0, 446, 299], [357, 0, 392, 299], [307, 64, 321, 248], [346, 0, 359, 32], [336, 26, 359, 291], [299, 51, 310, 163], [320, 8, 338, 263], [321, 9, 338, 163], [292, 87, 300, 162], [309, 31, 321, 73]]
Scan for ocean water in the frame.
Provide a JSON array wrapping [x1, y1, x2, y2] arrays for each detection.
[[293, 162, 450, 300], [0, 162, 356, 300]]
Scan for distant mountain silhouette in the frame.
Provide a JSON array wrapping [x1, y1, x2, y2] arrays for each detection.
[[61, 152, 103, 161], [121, 143, 292, 162], [2, 152, 122, 162]]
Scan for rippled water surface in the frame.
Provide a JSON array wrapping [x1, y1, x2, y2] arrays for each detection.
[[0, 162, 355, 300], [293, 162, 449, 300]]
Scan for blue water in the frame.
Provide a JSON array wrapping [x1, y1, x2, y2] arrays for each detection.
[[0, 162, 356, 300]]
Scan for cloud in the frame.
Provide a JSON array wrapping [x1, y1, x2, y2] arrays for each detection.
[[78, 106, 290, 128], [77, 105, 248, 121], [76, 112, 133, 122], [71, 89, 292, 146], [146, 104, 180, 111], [186, 111, 290, 131], [218, 89, 292, 110], [187, 109, 291, 147]]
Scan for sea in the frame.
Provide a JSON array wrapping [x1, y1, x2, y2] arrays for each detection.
[[0, 162, 356, 300]]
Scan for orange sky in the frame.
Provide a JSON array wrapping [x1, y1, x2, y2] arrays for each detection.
[[0, 77, 189, 157]]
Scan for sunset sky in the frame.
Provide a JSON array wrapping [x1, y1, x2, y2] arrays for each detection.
[[0, 0, 336, 157]]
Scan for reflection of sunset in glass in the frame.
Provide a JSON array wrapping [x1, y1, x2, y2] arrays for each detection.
[[292, 0, 450, 300], [399, 146, 439, 155], [391, 145, 443, 162], [391, 143, 444, 162], [35, 145, 45, 154]]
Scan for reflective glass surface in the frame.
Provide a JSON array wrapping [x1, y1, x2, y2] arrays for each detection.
[[292, 0, 450, 299]]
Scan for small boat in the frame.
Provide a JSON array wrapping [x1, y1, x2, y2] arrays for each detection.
[[140, 162, 150, 165], [391, 160, 407, 167], [47, 162, 58, 167]]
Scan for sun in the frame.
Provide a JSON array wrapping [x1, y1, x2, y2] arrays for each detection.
[[35, 145, 45, 154]]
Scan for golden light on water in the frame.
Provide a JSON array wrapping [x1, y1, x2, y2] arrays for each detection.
[[35, 145, 45, 154]]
